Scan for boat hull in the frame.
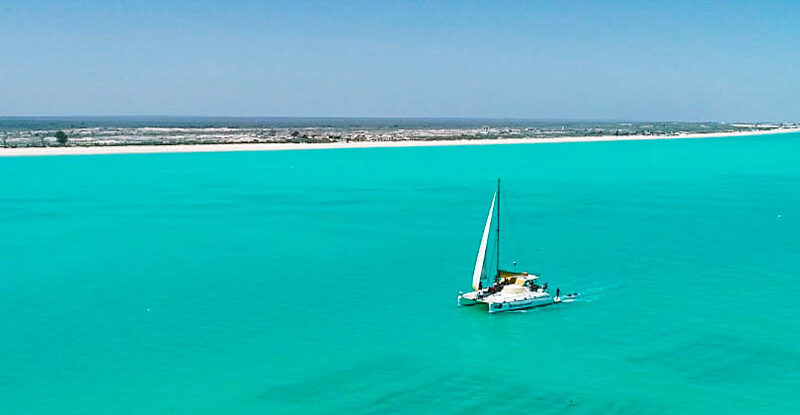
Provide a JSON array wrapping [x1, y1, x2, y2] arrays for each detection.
[[488, 295, 554, 313], [458, 290, 556, 313], [457, 291, 482, 306]]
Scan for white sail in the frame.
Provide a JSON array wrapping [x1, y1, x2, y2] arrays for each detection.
[[472, 193, 496, 290]]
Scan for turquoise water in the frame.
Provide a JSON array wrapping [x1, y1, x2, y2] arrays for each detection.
[[2, 134, 800, 414]]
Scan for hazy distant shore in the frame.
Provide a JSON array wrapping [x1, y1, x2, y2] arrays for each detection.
[[2, 127, 798, 157]]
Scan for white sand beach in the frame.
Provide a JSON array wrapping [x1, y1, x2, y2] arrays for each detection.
[[1, 127, 798, 157]]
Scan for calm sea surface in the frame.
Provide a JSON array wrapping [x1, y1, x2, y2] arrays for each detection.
[[2, 133, 799, 414]]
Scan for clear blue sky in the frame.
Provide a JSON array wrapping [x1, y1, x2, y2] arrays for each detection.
[[1, 0, 798, 121]]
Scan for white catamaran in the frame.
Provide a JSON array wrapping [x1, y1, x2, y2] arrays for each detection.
[[458, 180, 573, 313]]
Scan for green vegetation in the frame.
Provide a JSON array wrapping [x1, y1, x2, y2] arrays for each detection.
[[55, 130, 68, 145]]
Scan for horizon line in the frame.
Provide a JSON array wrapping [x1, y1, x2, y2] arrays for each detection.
[[0, 115, 793, 124]]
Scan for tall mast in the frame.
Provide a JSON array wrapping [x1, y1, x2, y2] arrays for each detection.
[[495, 178, 500, 284]]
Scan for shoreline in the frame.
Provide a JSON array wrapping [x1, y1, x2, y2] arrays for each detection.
[[1, 128, 798, 157]]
